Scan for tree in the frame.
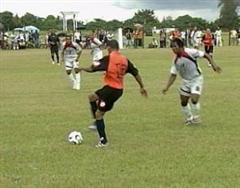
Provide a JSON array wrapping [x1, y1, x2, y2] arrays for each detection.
[[12, 14, 22, 28], [21, 12, 41, 27], [86, 19, 107, 31], [0, 11, 15, 30], [42, 15, 59, 30], [132, 9, 160, 27], [160, 16, 174, 28], [106, 20, 123, 31], [218, 0, 239, 29]]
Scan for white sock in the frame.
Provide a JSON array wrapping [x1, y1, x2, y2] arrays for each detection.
[[191, 103, 200, 117], [68, 73, 75, 83], [75, 72, 81, 85], [181, 104, 193, 120]]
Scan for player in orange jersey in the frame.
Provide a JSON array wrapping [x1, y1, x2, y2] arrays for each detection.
[[77, 39, 148, 147]]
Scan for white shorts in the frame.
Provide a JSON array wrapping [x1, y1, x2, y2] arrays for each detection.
[[179, 76, 203, 96], [64, 60, 79, 71]]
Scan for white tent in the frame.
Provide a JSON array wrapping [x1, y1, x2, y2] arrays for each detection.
[[22, 25, 40, 32]]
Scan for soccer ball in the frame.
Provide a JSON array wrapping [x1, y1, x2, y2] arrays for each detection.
[[68, 131, 83, 144]]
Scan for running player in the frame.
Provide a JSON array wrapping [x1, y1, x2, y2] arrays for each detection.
[[162, 38, 221, 125], [61, 35, 82, 90], [48, 31, 60, 65]]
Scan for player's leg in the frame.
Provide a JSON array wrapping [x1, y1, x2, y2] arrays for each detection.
[[65, 63, 76, 89], [55, 48, 60, 65], [88, 93, 99, 119], [190, 94, 201, 122], [180, 94, 193, 125], [73, 62, 81, 90], [205, 46, 212, 67], [190, 76, 203, 123], [179, 82, 193, 124], [50, 48, 55, 64], [94, 86, 122, 147], [95, 110, 108, 147]]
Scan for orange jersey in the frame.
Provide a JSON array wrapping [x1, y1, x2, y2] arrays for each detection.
[[104, 51, 128, 89], [202, 32, 213, 46], [92, 51, 138, 89]]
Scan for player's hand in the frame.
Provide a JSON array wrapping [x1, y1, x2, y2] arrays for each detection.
[[140, 88, 148, 97], [75, 61, 79, 66], [212, 65, 222, 73]]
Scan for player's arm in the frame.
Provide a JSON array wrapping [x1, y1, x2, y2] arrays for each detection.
[[162, 63, 177, 94], [78, 56, 109, 73], [203, 53, 222, 73], [126, 60, 148, 97], [162, 73, 177, 94]]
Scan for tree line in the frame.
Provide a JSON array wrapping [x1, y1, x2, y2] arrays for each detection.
[[0, 0, 239, 32]]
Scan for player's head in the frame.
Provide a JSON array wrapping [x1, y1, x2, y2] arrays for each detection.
[[65, 34, 72, 44], [170, 38, 184, 54], [106, 39, 119, 53]]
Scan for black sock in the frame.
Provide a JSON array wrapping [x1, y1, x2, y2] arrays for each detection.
[[51, 55, 54, 61], [90, 101, 97, 119], [96, 119, 107, 144], [56, 53, 59, 63]]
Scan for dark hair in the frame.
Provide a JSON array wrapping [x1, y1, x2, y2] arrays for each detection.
[[170, 38, 184, 48], [107, 39, 119, 50]]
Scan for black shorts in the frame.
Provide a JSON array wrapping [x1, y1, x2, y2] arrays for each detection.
[[95, 85, 123, 112], [204, 45, 213, 54]]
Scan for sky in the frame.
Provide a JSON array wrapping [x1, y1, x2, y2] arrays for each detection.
[[1, 0, 220, 22]]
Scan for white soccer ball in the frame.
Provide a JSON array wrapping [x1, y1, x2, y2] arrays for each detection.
[[68, 131, 83, 144]]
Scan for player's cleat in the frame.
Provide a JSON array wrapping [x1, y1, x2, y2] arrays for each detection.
[[192, 115, 201, 124], [208, 63, 212, 67], [52, 61, 55, 64], [96, 142, 108, 148], [185, 116, 193, 125], [57, 63, 60, 66], [185, 119, 193, 125], [95, 141, 108, 148]]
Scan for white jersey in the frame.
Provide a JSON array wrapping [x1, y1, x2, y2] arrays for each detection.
[[90, 37, 103, 61], [170, 48, 205, 80], [62, 41, 82, 61]]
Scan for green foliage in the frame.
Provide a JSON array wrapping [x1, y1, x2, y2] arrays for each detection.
[[218, 0, 239, 29], [106, 19, 123, 31], [21, 12, 41, 27], [0, 11, 15, 30], [86, 18, 107, 31], [0, 7, 239, 32]]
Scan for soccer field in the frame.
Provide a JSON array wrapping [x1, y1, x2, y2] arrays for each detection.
[[1, 46, 240, 188]]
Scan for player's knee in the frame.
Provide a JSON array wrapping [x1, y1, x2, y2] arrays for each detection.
[[191, 99, 199, 104], [66, 70, 71, 75], [88, 93, 97, 102], [74, 68, 79, 73], [181, 101, 188, 107]]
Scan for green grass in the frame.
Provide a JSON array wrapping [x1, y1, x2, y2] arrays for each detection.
[[0, 45, 240, 188]]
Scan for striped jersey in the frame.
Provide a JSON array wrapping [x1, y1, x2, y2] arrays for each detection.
[[62, 41, 82, 61], [170, 48, 205, 80]]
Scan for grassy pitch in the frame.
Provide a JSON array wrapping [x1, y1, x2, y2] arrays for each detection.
[[0, 46, 240, 188]]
